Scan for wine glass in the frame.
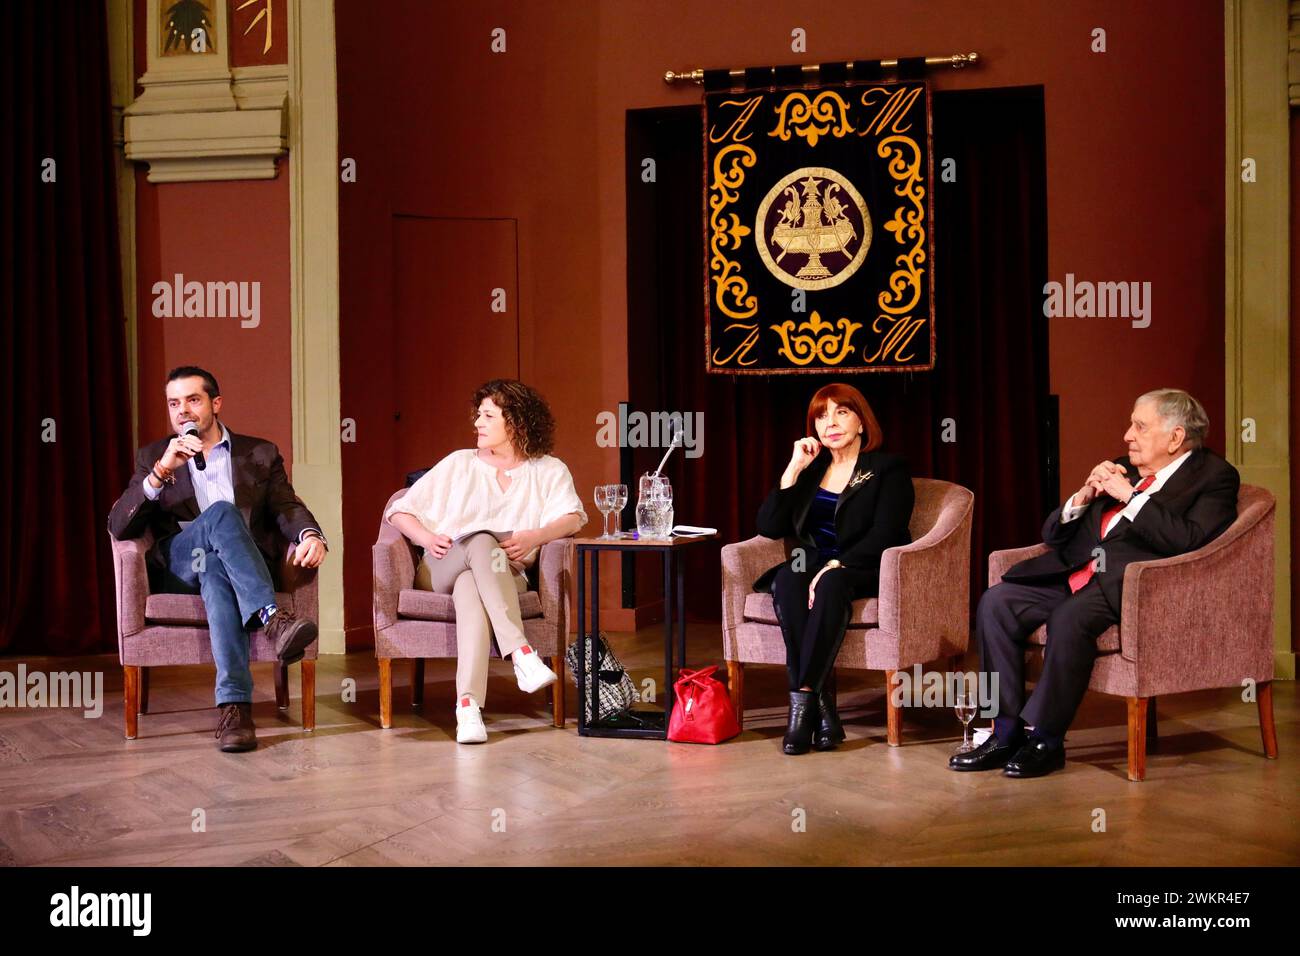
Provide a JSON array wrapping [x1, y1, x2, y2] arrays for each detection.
[[594, 484, 614, 538], [611, 483, 628, 536], [954, 688, 978, 754]]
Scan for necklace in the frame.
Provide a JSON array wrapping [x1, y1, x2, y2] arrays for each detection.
[[480, 448, 523, 471]]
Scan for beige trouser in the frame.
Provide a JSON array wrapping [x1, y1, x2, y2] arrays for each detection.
[[419, 532, 529, 708]]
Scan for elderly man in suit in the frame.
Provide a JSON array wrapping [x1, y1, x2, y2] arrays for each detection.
[[108, 366, 328, 752], [951, 388, 1239, 778]]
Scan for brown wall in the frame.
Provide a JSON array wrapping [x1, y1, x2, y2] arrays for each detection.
[[130, 1, 294, 464], [337, 0, 1226, 645], [337, 1, 603, 645], [132, 162, 293, 458]]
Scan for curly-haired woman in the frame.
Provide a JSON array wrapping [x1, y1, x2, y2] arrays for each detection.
[[385, 380, 588, 743]]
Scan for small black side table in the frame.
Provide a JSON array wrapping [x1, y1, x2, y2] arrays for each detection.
[[573, 533, 718, 739]]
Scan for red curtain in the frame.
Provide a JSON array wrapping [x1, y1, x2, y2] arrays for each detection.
[[0, 2, 132, 654], [626, 87, 1052, 622]]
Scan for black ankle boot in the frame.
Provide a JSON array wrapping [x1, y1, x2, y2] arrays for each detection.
[[814, 676, 845, 751], [783, 691, 819, 755]]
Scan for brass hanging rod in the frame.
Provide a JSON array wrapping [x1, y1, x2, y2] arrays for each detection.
[[664, 53, 979, 85]]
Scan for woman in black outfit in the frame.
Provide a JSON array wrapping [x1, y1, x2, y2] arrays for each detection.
[[754, 383, 914, 754]]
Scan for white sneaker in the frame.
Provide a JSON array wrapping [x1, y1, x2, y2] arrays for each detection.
[[455, 696, 487, 744], [512, 645, 557, 694]]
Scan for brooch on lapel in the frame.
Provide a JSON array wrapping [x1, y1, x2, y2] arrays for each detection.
[[849, 469, 874, 488]]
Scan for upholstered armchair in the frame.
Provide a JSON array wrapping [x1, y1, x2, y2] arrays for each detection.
[[987, 484, 1278, 782], [108, 529, 319, 739], [721, 478, 974, 745], [372, 489, 571, 729]]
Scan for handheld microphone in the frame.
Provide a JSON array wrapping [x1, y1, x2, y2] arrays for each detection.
[[182, 421, 207, 471]]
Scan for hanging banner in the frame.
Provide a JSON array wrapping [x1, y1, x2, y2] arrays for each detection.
[[704, 80, 935, 374]]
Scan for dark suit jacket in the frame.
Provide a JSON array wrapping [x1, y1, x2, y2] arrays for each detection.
[[1001, 447, 1240, 613], [753, 449, 914, 593], [107, 430, 322, 583]]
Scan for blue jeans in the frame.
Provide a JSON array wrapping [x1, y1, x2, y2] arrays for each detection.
[[155, 501, 277, 706]]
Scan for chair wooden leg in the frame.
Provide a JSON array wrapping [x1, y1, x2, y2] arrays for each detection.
[[549, 655, 565, 727], [274, 662, 289, 710], [1146, 695, 1158, 753], [123, 666, 139, 739], [725, 660, 744, 728], [301, 659, 316, 732], [411, 658, 425, 710], [1127, 697, 1148, 782], [884, 669, 901, 747], [1258, 680, 1278, 758], [138, 666, 150, 715], [378, 657, 393, 729]]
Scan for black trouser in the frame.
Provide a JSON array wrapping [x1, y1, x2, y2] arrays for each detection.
[[771, 556, 878, 693], [976, 578, 1118, 738]]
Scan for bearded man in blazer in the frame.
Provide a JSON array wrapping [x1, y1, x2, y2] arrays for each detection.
[[108, 366, 328, 752], [951, 388, 1239, 778]]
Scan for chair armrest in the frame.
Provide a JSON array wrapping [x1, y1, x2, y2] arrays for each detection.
[[109, 532, 152, 651], [1117, 501, 1275, 679], [720, 535, 788, 657], [278, 542, 320, 620], [876, 491, 973, 662], [373, 518, 416, 632], [537, 537, 573, 643], [988, 544, 1050, 587]]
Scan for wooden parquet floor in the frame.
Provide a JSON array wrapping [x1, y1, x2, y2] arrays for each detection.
[[2, 624, 1297, 867]]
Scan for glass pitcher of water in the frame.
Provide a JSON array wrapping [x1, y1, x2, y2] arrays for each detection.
[[636, 473, 673, 539]]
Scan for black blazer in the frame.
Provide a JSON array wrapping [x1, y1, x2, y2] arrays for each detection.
[[1001, 447, 1240, 613], [752, 449, 914, 593], [107, 430, 323, 581]]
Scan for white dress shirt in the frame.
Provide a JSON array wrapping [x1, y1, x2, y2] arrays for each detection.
[[385, 449, 587, 566], [1060, 449, 1192, 536]]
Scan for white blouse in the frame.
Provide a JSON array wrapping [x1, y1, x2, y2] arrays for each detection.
[[385, 449, 588, 567]]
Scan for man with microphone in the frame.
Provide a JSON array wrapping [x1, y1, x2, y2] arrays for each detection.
[[108, 366, 328, 752]]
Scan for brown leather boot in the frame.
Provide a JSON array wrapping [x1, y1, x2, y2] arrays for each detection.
[[264, 608, 318, 665], [216, 702, 257, 752]]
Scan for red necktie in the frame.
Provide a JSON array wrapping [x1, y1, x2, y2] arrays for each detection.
[[1067, 474, 1156, 593]]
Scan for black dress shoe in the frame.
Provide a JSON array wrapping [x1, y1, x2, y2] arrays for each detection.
[[783, 691, 819, 755], [813, 681, 845, 751], [948, 733, 1023, 771], [1003, 739, 1066, 778]]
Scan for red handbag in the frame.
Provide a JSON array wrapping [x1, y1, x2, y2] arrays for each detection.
[[667, 666, 741, 744]]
